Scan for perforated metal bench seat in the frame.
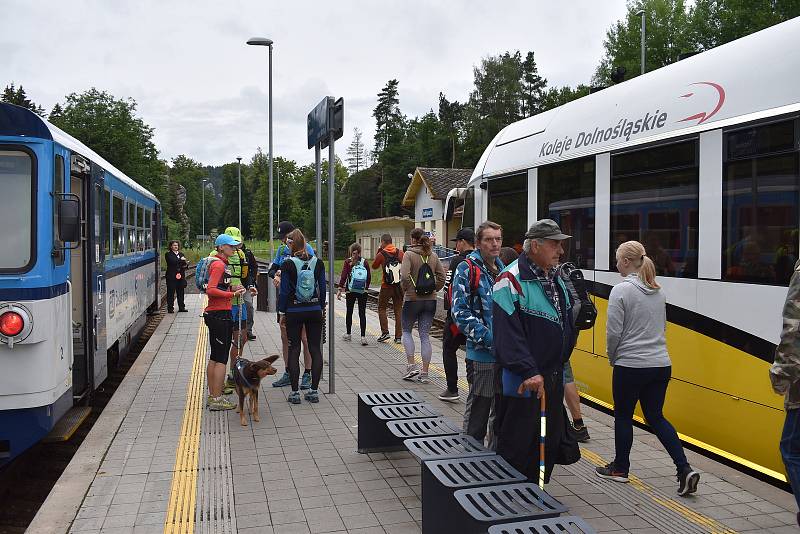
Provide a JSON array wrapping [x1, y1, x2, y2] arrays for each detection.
[[386, 417, 461, 440], [404, 434, 493, 462], [356, 390, 425, 453], [371, 403, 439, 421], [487, 516, 597, 534]]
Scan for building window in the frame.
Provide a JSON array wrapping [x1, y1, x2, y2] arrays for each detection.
[[112, 195, 124, 256], [610, 140, 699, 277], [488, 173, 527, 252], [538, 157, 595, 269], [722, 119, 799, 285], [53, 155, 65, 266]]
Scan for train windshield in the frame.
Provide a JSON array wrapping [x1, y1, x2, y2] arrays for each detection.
[[0, 150, 33, 271]]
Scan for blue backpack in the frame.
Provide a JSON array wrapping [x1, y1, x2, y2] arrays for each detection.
[[290, 256, 318, 303], [195, 256, 221, 293], [348, 260, 368, 293]]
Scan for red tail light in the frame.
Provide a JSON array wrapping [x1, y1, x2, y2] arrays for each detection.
[[0, 311, 24, 337]]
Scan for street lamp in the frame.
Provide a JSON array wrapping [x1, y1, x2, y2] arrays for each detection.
[[276, 159, 280, 224], [202, 178, 208, 247], [636, 10, 646, 75], [236, 157, 242, 231]]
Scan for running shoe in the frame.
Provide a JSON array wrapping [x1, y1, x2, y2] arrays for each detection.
[[304, 389, 320, 403], [438, 389, 460, 402], [300, 372, 312, 390], [377, 332, 390, 342], [402, 365, 420, 381], [394, 338, 402, 344], [287, 391, 301, 404], [272, 371, 290, 387], [342, 333, 351, 341], [361, 337, 368, 346], [209, 397, 236, 411], [571, 422, 591, 443], [677, 467, 700, 496], [416, 373, 430, 384], [223, 384, 234, 395], [595, 462, 629, 483]]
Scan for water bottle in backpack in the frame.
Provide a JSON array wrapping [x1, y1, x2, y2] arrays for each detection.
[[348, 260, 368, 293], [291, 256, 318, 303]]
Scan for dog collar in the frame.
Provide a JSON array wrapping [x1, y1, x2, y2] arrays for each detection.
[[235, 358, 256, 390]]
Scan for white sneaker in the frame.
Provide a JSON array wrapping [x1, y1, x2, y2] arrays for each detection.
[[342, 333, 351, 341], [416, 373, 430, 384], [402, 365, 420, 381], [361, 337, 368, 346]]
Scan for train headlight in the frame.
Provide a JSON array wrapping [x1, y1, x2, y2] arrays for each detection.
[[0, 304, 33, 348]]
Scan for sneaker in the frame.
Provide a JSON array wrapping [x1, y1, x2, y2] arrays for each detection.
[[416, 373, 430, 384], [361, 337, 368, 346], [595, 462, 629, 483], [300, 372, 312, 390], [209, 397, 236, 411], [677, 467, 700, 496], [225, 376, 235, 389], [247, 333, 256, 340], [402, 365, 420, 381], [223, 384, 234, 395], [394, 338, 402, 344], [287, 391, 301, 404], [304, 389, 320, 403], [377, 333, 390, 343], [571, 422, 591, 443], [438, 389, 460, 402], [178, 308, 188, 313], [206, 395, 213, 407], [273, 371, 290, 387], [342, 333, 352, 341]]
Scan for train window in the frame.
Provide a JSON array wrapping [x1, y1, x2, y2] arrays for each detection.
[[144, 210, 152, 249], [487, 173, 527, 252], [112, 195, 124, 256], [538, 157, 595, 269], [53, 155, 65, 266], [0, 150, 34, 271], [126, 200, 135, 254], [103, 188, 111, 258], [611, 140, 699, 277], [137, 206, 145, 251], [723, 119, 799, 285]]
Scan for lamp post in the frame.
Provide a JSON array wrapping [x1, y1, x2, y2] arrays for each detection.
[[276, 160, 280, 224], [636, 10, 646, 75], [248, 36, 275, 310], [202, 178, 207, 247], [236, 157, 242, 232]]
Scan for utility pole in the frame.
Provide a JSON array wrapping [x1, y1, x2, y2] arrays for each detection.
[[236, 157, 242, 231], [637, 10, 646, 75]]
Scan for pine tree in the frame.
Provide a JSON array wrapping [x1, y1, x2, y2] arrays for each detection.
[[1, 83, 46, 116], [373, 79, 402, 154], [521, 52, 547, 117], [346, 127, 366, 174]]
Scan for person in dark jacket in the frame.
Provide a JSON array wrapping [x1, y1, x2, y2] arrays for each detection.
[[337, 242, 372, 345], [241, 242, 259, 340], [439, 227, 475, 402], [492, 219, 577, 483], [165, 240, 188, 313]]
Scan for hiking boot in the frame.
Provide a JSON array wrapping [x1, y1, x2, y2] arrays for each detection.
[[595, 462, 629, 483], [402, 365, 420, 381], [287, 391, 301, 404], [677, 467, 700, 496], [571, 422, 591, 443], [438, 388, 460, 402], [377, 332, 390, 343], [300, 372, 312, 390], [273, 371, 290, 387], [304, 389, 320, 403], [416, 373, 430, 384], [361, 337, 368, 346], [342, 333, 352, 341], [209, 397, 236, 411]]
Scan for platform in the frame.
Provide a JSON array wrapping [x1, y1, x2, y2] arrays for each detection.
[[30, 293, 799, 534]]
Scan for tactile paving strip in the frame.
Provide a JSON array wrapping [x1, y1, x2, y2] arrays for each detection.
[[195, 409, 237, 534]]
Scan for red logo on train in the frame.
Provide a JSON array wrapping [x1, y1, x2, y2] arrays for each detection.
[[679, 82, 726, 124]]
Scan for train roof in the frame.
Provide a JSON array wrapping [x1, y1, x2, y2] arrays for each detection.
[[469, 16, 800, 187], [0, 102, 158, 202]]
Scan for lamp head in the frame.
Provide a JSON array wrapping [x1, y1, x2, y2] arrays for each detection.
[[247, 37, 273, 47]]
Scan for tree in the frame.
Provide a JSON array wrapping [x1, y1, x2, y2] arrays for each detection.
[[373, 79, 403, 154], [346, 127, 366, 175], [688, 0, 800, 51], [541, 85, 591, 111], [169, 155, 212, 241], [521, 52, 547, 117], [438, 93, 463, 168], [1, 83, 46, 116]]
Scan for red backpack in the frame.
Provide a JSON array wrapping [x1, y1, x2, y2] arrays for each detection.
[[447, 258, 485, 336]]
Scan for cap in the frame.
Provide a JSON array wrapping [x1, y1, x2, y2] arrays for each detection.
[[524, 219, 571, 240], [215, 234, 241, 247], [224, 226, 243, 242], [450, 227, 475, 244], [277, 221, 295, 239]]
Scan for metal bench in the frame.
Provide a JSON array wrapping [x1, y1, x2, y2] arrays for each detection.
[[356, 391, 424, 453], [421, 455, 527, 534], [488, 516, 597, 534], [404, 434, 493, 462]]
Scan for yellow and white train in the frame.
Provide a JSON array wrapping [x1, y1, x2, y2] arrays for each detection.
[[467, 18, 800, 481]]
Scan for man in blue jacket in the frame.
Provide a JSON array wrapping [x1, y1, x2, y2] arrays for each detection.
[[452, 221, 504, 445], [492, 219, 578, 482]]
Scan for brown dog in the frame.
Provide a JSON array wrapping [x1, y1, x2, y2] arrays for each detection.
[[233, 355, 280, 426]]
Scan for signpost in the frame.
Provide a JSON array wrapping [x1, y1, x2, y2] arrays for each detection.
[[307, 96, 344, 394]]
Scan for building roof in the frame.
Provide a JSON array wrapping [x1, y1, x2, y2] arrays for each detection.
[[349, 216, 416, 230], [402, 167, 472, 207]]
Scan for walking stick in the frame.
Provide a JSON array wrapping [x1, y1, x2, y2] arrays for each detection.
[[539, 388, 547, 490]]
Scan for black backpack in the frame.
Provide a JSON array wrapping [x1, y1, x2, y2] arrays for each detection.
[[556, 263, 597, 330], [380, 250, 401, 285], [413, 255, 437, 296]]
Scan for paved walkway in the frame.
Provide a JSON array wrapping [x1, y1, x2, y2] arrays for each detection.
[[40, 294, 798, 533]]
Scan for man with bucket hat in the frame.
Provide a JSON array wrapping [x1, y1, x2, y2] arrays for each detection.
[[491, 219, 580, 482]]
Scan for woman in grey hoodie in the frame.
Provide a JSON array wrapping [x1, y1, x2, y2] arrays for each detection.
[[595, 240, 700, 496]]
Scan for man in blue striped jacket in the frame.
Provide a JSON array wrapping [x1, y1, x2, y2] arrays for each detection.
[[492, 219, 578, 482]]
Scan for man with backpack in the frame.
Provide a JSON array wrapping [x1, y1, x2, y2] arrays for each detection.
[[451, 221, 504, 445], [241, 239, 259, 341], [372, 234, 404, 343], [439, 228, 476, 402], [337, 242, 371, 345]]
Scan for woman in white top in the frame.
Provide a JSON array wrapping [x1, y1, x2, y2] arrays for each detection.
[[595, 240, 700, 497]]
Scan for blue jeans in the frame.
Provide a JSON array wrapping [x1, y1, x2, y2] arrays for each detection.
[[612, 365, 688, 473], [780, 408, 800, 511]]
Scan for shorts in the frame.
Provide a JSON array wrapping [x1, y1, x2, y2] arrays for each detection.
[[204, 311, 233, 364], [563, 360, 575, 385], [231, 304, 247, 325]]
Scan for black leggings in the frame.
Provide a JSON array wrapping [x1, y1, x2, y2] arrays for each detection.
[[286, 310, 323, 392], [345, 292, 368, 336]]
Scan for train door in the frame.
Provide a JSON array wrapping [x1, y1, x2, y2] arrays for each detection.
[[152, 206, 161, 310], [69, 154, 91, 397], [90, 164, 107, 386]]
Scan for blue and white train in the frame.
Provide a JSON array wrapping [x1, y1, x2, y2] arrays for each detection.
[[0, 103, 161, 465]]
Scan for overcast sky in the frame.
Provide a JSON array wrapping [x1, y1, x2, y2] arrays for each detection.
[[3, 0, 628, 168]]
